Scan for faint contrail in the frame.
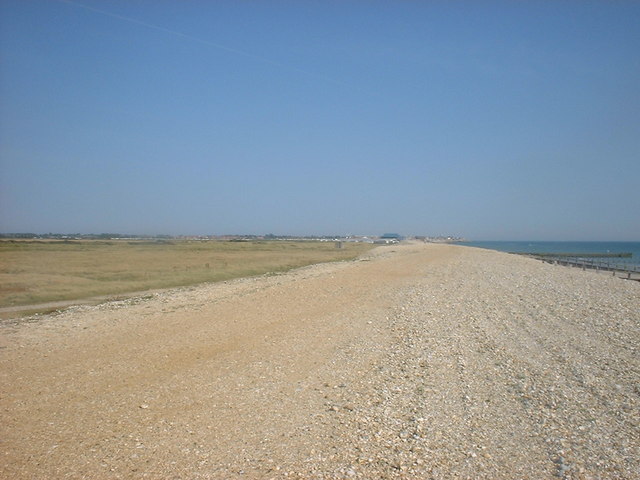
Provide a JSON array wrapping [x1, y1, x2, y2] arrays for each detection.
[[58, 0, 352, 89]]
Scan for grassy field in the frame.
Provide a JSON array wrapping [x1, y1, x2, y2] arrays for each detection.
[[0, 239, 374, 309]]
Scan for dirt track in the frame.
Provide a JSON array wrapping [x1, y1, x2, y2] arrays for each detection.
[[1, 243, 639, 479]]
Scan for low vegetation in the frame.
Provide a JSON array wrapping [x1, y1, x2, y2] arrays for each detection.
[[0, 239, 373, 308]]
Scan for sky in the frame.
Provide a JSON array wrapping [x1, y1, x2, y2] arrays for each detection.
[[1, 1, 639, 240]]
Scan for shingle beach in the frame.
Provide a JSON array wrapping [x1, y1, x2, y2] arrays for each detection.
[[2, 243, 638, 479]]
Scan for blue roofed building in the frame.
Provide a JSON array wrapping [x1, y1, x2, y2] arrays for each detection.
[[375, 233, 403, 244]]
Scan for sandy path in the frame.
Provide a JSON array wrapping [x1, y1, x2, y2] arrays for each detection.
[[1, 243, 638, 479]]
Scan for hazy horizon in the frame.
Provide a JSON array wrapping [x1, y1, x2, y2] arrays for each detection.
[[1, 2, 639, 241], [2, 231, 639, 243]]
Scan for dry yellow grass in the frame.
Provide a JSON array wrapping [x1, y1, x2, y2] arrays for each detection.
[[0, 239, 373, 308]]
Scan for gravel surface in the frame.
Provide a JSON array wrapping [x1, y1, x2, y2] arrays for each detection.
[[1, 243, 638, 479]]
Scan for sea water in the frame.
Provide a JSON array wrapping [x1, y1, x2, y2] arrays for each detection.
[[459, 241, 640, 267]]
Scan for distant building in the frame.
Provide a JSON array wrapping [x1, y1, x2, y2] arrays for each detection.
[[381, 233, 402, 240], [374, 233, 403, 244]]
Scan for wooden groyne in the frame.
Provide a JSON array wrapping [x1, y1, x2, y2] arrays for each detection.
[[512, 252, 640, 281], [528, 252, 632, 258]]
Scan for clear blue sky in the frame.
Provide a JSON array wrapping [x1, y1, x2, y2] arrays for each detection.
[[1, 1, 638, 240]]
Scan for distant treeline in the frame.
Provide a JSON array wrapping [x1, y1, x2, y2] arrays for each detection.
[[0, 233, 349, 241], [0, 233, 172, 240]]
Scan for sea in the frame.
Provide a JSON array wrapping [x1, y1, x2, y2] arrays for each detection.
[[458, 241, 640, 268]]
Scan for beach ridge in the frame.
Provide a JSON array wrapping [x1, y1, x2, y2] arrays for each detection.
[[1, 243, 638, 478]]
